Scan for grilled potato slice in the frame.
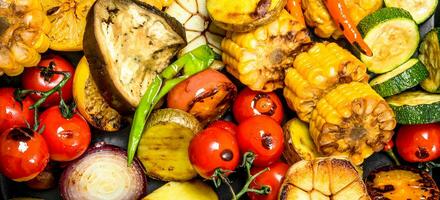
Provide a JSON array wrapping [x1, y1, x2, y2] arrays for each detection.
[[143, 180, 218, 200]]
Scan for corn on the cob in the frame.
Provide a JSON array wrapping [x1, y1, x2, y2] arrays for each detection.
[[302, 0, 382, 38], [284, 42, 368, 122], [310, 82, 396, 165], [0, 0, 51, 76], [222, 10, 311, 92]]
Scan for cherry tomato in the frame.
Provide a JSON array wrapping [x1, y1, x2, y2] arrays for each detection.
[[237, 116, 284, 167], [22, 55, 75, 107], [248, 162, 289, 200], [396, 123, 440, 163], [167, 69, 237, 123], [188, 127, 240, 179], [0, 88, 35, 133], [233, 87, 283, 124], [39, 106, 91, 162], [0, 127, 49, 181], [207, 120, 237, 135]]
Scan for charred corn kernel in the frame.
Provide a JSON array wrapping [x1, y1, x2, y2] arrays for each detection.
[[310, 82, 396, 165], [302, 0, 382, 39], [222, 10, 312, 92], [0, 0, 51, 76], [284, 42, 368, 122]]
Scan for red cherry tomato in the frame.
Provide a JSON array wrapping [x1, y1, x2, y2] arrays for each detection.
[[39, 106, 91, 162], [0, 127, 49, 181], [22, 55, 75, 107], [237, 116, 284, 167], [248, 162, 289, 200], [188, 127, 240, 179], [0, 88, 35, 133], [233, 87, 284, 124], [396, 123, 440, 163], [207, 120, 237, 135]]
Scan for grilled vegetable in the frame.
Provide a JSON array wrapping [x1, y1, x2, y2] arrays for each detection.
[[140, 0, 174, 9], [284, 42, 368, 122], [137, 109, 202, 181], [207, 0, 287, 32], [384, 0, 438, 24], [358, 7, 420, 74], [280, 157, 370, 200], [302, 0, 382, 39], [0, 0, 51, 76], [396, 123, 440, 163], [143, 180, 218, 200], [60, 144, 147, 200], [366, 166, 440, 200], [222, 10, 311, 92], [73, 57, 122, 132], [286, 0, 305, 26], [310, 82, 397, 165], [83, 0, 186, 113], [387, 91, 440, 124], [419, 28, 440, 93], [370, 58, 429, 97], [283, 118, 321, 165]]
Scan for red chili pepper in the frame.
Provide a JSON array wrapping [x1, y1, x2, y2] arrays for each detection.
[[323, 0, 373, 56], [383, 139, 394, 151], [383, 139, 401, 166], [286, 0, 305, 26]]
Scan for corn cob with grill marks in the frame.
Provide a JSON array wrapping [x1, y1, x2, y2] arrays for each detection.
[[310, 82, 397, 165], [221, 10, 312, 92], [284, 42, 369, 122]]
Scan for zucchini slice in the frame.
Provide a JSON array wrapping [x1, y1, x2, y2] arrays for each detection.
[[419, 28, 440, 93], [384, 0, 438, 24], [370, 58, 429, 97], [387, 91, 440, 124], [358, 7, 419, 74]]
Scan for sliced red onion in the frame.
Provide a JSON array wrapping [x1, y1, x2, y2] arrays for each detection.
[[60, 144, 147, 200]]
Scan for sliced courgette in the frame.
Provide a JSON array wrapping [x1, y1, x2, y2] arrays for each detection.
[[419, 27, 440, 93], [387, 91, 440, 124], [370, 58, 429, 97], [384, 0, 438, 24], [358, 7, 420, 74]]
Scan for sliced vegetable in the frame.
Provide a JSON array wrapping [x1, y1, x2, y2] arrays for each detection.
[[83, 0, 186, 112], [419, 27, 440, 93], [282, 118, 321, 165], [366, 166, 440, 200], [60, 144, 147, 200], [137, 109, 202, 181], [387, 91, 440, 124], [280, 158, 369, 199], [0, 88, 35, 134], [207, 0, 287, 32], [370, 58, 429, 97], [384, 0, 438, 24], [396, 123, 440, 162], [310, 82, 396, 165], [143, 180, 218, 200], [222, 10, 311, 92], [127, 45, 216, 165], [358, 7, 420, 74]]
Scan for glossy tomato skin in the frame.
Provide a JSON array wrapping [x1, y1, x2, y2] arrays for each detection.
[[207, 120, 237, 135], [0, 127, 49, 181], [188, 127, 240, 179], [237, 116, 284, 167], [396, 123, 440, 163], [22, 55, 75, 107], [39, 106, 91, 162], [248, 162, 289, 200], [0, 88, 35, 133], [233, 87, 284, 124]]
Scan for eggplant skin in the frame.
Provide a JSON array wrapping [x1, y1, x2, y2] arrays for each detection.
[[84, 0, 186, 113]]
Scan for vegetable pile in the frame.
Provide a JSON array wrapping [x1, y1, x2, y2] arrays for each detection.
[[0, 0, 440, 199]]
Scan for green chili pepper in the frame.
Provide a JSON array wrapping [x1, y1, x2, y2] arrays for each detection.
[[127, 45, 215, 165]]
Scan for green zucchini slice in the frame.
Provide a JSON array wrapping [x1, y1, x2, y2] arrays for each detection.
[[370, 58, 429, 97], [384, 0, 438, 24], [358, 7, 420, 74], [419, 28, 440, 93], [387, 91, 440, 124]]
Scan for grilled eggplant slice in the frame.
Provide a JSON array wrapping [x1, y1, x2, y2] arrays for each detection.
[[84, 0, 186, 113]]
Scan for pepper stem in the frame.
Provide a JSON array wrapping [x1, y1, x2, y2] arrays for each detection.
[[385, 150, 401, 166]]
